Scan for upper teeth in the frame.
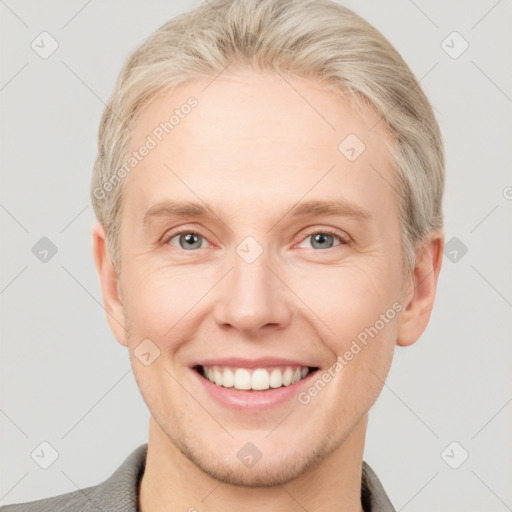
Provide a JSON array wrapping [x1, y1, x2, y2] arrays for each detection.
[[201, 366, 310, 390]]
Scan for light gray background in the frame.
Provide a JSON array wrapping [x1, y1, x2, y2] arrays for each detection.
[[1, 1, 511, 510]]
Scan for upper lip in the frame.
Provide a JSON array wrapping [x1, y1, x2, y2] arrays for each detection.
[[191, 357, 318, 369]]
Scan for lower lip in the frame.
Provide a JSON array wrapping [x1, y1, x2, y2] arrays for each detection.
[[191, 368, 318, 411]]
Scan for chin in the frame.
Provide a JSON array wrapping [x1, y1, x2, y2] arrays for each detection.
[[177, 438, 328, 488]]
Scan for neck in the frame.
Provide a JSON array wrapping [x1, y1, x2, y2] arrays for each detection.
[[139, 416, 367, 512]]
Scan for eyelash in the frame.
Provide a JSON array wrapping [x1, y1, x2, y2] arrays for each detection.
[[299, 228, 350, 248], [162, 227, 349, 250]]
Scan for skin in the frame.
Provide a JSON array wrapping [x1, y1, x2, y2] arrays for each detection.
[[92, 68, 444, 512]]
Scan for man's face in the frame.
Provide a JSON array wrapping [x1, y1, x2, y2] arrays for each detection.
[[112, 69, 410, 486]]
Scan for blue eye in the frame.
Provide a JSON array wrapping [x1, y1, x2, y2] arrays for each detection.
[[167, 231, 207, 250], [164, 228, 348, 252], [298, 230, 346, 250]]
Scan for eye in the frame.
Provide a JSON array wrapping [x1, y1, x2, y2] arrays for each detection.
[[163, 228, 348, 252], [166, 230, 208, 250], [297, 229, 348, 250]]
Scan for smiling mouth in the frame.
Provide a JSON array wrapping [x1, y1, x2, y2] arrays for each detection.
[[193, 364, 319, 391]]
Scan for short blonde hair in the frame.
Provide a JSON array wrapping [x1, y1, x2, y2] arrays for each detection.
[[91, 0, 444, 274]]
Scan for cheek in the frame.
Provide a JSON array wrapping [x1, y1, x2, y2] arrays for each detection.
[[122, 264, 214, 339], [291, 263, 400, 400], [291, 263, 399, 343]]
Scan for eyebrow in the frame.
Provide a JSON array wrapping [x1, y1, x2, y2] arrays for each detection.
[[142, 198, 372, 226]]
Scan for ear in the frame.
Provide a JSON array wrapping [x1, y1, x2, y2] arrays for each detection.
[[91, 221, 128, 347], [396, 230, 444, 347]]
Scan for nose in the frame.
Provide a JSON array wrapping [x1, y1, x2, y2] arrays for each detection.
[[212, 247, 293, 337]]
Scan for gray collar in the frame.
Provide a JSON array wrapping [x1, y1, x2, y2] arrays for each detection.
[[361, 460, 396, 511]]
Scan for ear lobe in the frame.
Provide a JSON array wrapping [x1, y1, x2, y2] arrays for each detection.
[[91, 221, 128, 347], [396, 230, 444, 347]]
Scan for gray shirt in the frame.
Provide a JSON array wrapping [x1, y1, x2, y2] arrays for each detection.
[[0, 444, 396, 511]]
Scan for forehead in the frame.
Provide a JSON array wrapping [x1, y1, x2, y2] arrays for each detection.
[[122, 68, 398, 228]]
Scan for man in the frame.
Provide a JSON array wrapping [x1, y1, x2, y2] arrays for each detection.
[[1, 0, 444, 510]]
